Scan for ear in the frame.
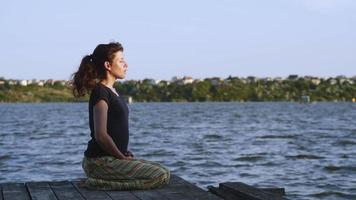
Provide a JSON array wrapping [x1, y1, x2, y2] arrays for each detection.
[[104, 61, 111, 71]]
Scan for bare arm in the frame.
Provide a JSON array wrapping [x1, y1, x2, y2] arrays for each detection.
[[93, 100, 131, 160]]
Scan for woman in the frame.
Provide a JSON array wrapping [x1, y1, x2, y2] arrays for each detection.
[[71, 42, 170, 190]]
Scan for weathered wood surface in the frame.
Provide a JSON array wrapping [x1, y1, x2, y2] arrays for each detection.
[[208, 186, 239, 200], [0, 175, 289, 200], [2, 183, 30, 200], [50, 181, 85, 200], [218, 182, 288, 200], [209, 184, 288, 200], [0, 175, 222, 200], [26, 182, 57, 200]]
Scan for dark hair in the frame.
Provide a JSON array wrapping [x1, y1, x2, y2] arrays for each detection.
[[71, 42, 124, 97]]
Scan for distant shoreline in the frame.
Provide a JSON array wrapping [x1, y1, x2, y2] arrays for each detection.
[[1, 75, 355, 103], [0, 100, 354, 104]]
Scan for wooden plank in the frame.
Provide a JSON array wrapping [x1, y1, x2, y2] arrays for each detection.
[[208, 186, 243, 200], [1, 183, 30, 200], [175, 177, 221, 200], [170, 175, 188, 184], [129, 175, 193, 200], [156, 175, 221, 200], [158, 192, 191, 200], [26, 182, 57, 200], [209, 185, 286, 199], [220, 182, 288, 200], [71, 181, 112, 200], [160, 175, 188, 190], [159, 179, 196, 200], [108, 174, 189, 200], [105, 190, 139, 200], [155, 187, 192, 200], [157, 175, 187, 190], [183, 186, 222, 200], [49, 181, 84, 200], [0, 175, 223, 200], [131, 190, 166, 200]]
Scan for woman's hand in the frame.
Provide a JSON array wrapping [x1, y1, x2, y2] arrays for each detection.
[[124, 150, 135, 158], [123, 151, 134, 160], [124, 155, 134, 160]]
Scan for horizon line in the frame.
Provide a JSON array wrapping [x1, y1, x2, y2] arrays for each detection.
[[1, 74, 356, 82]]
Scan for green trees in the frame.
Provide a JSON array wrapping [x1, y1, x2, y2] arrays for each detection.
[[112, 77, 355, 102], [0, 76, 355, 102], [192, 80, 211, 101]]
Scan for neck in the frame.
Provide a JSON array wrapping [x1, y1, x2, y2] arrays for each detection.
[[100, 77, 116, 88]]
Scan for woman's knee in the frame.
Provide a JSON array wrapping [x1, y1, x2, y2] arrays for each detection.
[[154, 166, 170, 181], [160, 169, 170, 185]]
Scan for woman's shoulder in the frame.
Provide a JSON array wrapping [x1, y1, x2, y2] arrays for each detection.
[[91, 83, 111, 99], [92, 82, 108, 91]]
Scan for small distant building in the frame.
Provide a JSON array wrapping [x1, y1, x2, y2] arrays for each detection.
[[193, 79, 202, 84], [262, 77, 273, 82], [0, 80, 5, 85], [158, 80, 170, 86], [240, 78, 247, 84], [304, 76, 321, 85], [311, 79, 321, 85], [182, 76, 193, 84], [37, 81, 44, 86], [8, 80, 17, 85], [210, 77, 222, 86], [338, 77, 350, 84], [46, 79, 55, 86], [54, 80, 66, 86], [147, 79, 156, 85], [19, 80, 28, 86], [30, 79, 42, 85], [223, 79, 231, 85], [328, 78, 337, 85], [288, 75, 298, 80], [336, 75, 347, 79], [172, 76, 185, 85], [274, 77, 283, 82], [338, 78, 346, 84], [246, 76, 257, 83], [171, 76, 181, 82]]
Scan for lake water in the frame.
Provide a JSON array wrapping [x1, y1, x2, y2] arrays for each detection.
[[0, 102, 355, 199]]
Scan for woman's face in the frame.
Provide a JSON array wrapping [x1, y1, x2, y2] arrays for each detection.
[[109, 51, 128, 79]]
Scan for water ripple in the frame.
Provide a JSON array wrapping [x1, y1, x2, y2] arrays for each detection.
[[0, 102, 355, 199]]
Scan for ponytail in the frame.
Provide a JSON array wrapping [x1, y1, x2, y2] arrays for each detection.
[[71, 55, 97, 97], [71, 42, 124, 97]]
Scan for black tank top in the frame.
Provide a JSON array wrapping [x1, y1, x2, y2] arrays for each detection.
[[84, 83, 129, 157]]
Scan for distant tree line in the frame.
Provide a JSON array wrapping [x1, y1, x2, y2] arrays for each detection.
[[0, 76, 355, 102], [114, 76, 356, 102]]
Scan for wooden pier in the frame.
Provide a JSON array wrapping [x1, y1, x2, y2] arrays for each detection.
[[0, 175, 221, 200], [0, 174, 288, 200]]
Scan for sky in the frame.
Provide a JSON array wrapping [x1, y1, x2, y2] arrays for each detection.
[[0, 0, 355, 81]]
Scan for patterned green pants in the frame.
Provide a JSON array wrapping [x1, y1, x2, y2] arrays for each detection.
[[82, 156, 170, 190]]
